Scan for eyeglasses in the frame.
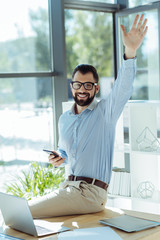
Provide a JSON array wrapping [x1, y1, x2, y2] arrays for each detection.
[[71, 81, 98, 90]]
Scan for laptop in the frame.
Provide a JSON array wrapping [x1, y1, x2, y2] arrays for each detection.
[[99, 214, 160, 232], [0, 192, 70, 237]]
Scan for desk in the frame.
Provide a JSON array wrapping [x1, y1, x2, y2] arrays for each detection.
[[1, 207, 160, 240]]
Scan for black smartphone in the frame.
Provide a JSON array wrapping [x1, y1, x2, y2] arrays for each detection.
[[43, 149, 59, 157]]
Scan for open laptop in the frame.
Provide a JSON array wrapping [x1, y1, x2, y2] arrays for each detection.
[[99, 214, 160, 232], [0, 192, 70, 237]]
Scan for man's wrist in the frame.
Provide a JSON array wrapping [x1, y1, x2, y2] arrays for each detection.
[[124, 47, 136, 59]]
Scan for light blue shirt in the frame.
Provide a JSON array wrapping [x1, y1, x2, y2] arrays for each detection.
[[58, 58, 136, 184]]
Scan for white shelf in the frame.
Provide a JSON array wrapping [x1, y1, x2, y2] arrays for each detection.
[[108, 194, 131, 199], [114, 143, 130, 153], [115, 147, 160, 156], [131, 150, 160, 156], [112, 101, 160, 214], [108, 194, 160, 204]]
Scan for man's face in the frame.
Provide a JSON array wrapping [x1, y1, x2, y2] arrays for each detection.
[[70, 71, 100, 107]]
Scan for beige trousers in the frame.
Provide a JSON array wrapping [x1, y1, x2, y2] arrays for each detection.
[[29, 180, 108, 218]]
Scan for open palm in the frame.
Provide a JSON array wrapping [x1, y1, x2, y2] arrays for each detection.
[[121, 14, 148, 53]]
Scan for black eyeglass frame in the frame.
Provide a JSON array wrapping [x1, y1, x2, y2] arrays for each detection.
[[71, 81, 98, 90]]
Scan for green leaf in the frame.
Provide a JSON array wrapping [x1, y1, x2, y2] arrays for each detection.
[[5, 161, 65, 200]]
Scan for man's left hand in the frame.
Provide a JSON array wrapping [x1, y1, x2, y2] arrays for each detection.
[[120, 14, 148, 59]]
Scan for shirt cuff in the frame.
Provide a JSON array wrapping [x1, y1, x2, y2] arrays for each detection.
[[123, 53, 137, 60], [123, 54, 137, 68]]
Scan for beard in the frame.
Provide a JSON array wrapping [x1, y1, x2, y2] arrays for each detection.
[[72, 91, 96, 107]]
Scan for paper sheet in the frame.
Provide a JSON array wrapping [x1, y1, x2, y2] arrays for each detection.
[[34, 219, 70, 233], [58, 227, 122, 240]]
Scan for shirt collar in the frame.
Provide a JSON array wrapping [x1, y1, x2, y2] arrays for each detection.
[[71, 98, 98, 114]]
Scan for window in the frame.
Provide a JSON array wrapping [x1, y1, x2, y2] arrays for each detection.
[[0, 0, 54, 191], [0, 77, 53, 161], [65, 9, 114, 100], [129, 0, 156, 8], [0, 0, 50, 72]]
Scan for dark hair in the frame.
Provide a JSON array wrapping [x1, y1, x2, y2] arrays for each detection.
[[72, 64, 99, 83]]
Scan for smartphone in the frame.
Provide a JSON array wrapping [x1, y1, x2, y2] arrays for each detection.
[[43, 149, 59, 157]]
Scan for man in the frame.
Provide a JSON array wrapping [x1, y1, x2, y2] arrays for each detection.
[[29, 14, 148, 218]]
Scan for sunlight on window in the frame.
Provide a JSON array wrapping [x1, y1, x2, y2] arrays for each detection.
[[0, 0, 50, 72]]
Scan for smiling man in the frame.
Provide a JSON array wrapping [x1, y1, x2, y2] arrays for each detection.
[[29, 14, 148, 218], [71, 65, 99, 113]]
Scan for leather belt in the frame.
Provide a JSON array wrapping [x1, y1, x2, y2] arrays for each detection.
[[68, 175, 108, 191]]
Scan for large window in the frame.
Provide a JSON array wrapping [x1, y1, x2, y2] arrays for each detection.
[[65, 9, 114, 100]]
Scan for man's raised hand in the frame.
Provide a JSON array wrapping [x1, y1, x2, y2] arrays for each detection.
[[120, 14, 148, 59]]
